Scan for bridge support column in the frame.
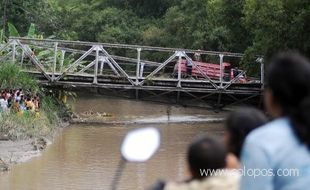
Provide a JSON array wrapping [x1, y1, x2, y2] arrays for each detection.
[[93, 46, 100, 84]]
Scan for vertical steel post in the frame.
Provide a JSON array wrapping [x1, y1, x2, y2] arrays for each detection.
[[136, 48, 141, 85], [52, 42, 58, 81], [93, 46, 100, 84], [60, 50, 65, 72], [20, 49, 24, 66], [219, 54, 224, 88], [177, 54, 182, 88], [139, 62, 145, 78], [100, 57, 105, 75], [12, 40, 16, 63]]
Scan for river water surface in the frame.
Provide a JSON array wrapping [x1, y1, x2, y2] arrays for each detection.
[[0, 95, 225, 190]]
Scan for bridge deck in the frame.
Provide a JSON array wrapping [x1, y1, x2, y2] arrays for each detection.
[[28, 71, 262, 94]]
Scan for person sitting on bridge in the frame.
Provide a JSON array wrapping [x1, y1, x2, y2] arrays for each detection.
[[233, 67, 240, 78], [148, 134, 240, 190], [31, 48, 36, 57]]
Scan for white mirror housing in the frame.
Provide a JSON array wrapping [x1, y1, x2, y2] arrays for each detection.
[[121, 127, 160, 162]]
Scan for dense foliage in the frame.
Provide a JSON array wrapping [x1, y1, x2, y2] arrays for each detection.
[[1, 0, 309, 68], [0, 63, 38, 91]]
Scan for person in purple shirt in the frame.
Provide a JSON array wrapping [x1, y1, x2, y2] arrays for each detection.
[[240, 52, 310, 190]]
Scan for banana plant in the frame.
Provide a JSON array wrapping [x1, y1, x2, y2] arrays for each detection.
[[8, 23, 20, 37], [2, 23, 86, 74], [8, 22, 43, 39], [0, 23, 43, 62]]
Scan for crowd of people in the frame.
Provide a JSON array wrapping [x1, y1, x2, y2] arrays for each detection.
[[0, 89, 40, 115], [149, 52, 310, 190]]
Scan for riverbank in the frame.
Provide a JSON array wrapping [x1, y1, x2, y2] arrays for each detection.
[[0, 138, 48, 172], [0, 63, 72, 172], [0, 107, 70, 172], [0, 121, 69, 172]]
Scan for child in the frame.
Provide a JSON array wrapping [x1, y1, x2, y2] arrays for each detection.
[[149, 135, 240, 190]]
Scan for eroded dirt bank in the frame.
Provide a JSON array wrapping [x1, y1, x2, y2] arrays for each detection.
[[0, 138, 49, 171]]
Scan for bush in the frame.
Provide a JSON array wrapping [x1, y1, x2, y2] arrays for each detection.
[[0, 63, 39, 91]]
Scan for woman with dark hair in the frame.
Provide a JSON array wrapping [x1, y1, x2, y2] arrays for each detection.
[[225, 107, 268, 168], [240, 52, 310, 190]]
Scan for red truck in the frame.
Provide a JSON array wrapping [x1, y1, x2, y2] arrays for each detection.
[[174, 59, 247, 83]]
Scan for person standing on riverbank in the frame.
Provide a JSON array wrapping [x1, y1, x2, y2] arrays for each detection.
[[0, 96, 8, 112], [240, 52, 310, 190]]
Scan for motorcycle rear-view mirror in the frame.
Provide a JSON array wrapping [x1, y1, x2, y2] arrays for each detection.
[[121, 127, 160, 162], [110, 127, 161, 190]]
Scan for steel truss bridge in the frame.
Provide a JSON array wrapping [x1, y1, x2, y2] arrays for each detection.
[[0, 37, 264, 109]]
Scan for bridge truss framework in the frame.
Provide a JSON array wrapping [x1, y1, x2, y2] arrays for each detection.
[[0, 37, 264, 109]]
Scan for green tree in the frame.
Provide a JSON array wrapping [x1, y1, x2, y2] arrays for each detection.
[[105, 0, 177, 18], [2, 0, 309, 77], [161, 0, 210, 49], [243, 0, 310, 60], [0, 0, 58, 37]]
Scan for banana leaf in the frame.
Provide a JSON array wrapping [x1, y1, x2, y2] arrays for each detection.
[[27, 23, 36, 38], [8, 23, 20, 37]]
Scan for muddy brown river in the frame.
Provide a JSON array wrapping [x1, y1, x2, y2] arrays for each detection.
[[0, 95, 225, 190]]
